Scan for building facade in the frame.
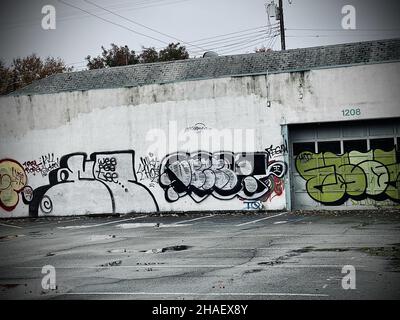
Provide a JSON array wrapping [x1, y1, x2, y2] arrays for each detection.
[[1, 39, 399, 218]]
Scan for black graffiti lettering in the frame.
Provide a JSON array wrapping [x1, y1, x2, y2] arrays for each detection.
[[96, 157, 119, 183], [136, 156, 160, 182], [265, 140, 288, 157], [28, 150, 159, 217], [159, 151, 287, 203]]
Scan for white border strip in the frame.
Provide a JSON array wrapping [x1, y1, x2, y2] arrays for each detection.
[[65, 292, 328, 297], [15, 264, 351, 269]]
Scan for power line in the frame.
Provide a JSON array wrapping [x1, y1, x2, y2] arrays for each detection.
[[218, 32, 279, 54], [190, 26, 280, 46], [191, 33, 278, 54], [166, 24, 279, 53], [107, 0, 192, 11], [57, 0, 170, 45], [188, 24, 279, 43], [0, 0, 192, 30], [219, 34, 279, 55], [219, 29, 279, 55], [106, 0, 189, 9], [150, 24, 279, 53], [187, 29, 279, 53], [83, 0, 207, 52]]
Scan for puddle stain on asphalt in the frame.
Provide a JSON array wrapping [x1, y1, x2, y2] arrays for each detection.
[[140, 245, 192, 254], [0, 234, 25, 241], [0, 284, 23, 289]]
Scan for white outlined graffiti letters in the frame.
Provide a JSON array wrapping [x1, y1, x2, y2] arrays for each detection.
[[159, 151, 287, 203], [24, 150, 159, 216]]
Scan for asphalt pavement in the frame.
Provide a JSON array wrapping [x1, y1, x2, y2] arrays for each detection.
[[0, 210, 399, 300]]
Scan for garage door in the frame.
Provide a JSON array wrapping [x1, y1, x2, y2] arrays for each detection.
[[289, 118, 400, 210]]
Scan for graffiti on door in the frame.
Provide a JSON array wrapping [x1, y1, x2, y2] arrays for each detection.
[[295, 148, 400, 205]]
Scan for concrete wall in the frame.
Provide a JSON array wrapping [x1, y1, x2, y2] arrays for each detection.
[[1, 62, 399, 217]]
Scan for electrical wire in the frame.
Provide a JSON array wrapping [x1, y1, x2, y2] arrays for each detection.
[[0, 0, 192, 30], [191, 33, 277, 54], [190, 26, 280, 46], [57, 0, 170, 45], [107, 0, 192, 11], [188, 30, 279, 54], [83, 0, 207, 52], [220, 38, 273, 55], [218, 32, 279, 54], [188, 23, 279, 43]]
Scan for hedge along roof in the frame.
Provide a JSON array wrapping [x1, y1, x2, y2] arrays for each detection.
[[12, 38, 400, 96]]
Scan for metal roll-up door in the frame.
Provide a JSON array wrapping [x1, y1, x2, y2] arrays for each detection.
[[289, 118, 400, 210]]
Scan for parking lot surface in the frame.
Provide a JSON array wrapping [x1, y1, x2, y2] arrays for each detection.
[[0, 210, 399, 300]]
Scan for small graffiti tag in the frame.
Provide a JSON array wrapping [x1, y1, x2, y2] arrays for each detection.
[[136, 154, 160, 185], [23, 153, 60, 177], [185, 123, 211, 133], [265, 140, 288, 157]]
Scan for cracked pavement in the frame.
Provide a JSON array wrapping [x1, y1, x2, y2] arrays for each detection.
[[0, 210, 399, 300]]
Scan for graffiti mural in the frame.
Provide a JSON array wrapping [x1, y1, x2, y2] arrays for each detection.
[[23, 153, 60, 177], [23, 150, 159, 217], [159, 151, 287, 203], [295, 148, 400, 205], [0, 159, 27, 211]]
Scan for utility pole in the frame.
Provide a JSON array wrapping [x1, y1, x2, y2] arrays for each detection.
[[278, 0, 286, 50]]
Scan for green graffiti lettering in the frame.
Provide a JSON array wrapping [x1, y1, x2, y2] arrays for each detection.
[[296, 148, 400, 205]]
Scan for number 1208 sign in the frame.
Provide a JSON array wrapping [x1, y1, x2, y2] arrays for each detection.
[[342, 108, 361, 116]]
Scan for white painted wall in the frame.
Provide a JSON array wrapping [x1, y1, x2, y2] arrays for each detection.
[[1, 61, 399, 217]]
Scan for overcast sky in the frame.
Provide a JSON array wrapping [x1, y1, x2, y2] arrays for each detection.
[[1, 0, 399, 70]]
